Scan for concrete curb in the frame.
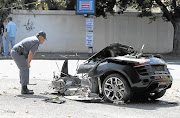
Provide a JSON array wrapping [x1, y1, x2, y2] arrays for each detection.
[[0, 52, 180, 60], [0, 52, 91, 60]]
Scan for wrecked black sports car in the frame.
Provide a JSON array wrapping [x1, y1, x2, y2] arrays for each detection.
[[51, 43, 173, 103]]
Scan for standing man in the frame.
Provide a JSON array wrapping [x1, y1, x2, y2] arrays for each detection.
[[3, 17, 17, 57], [0, 21, 4, 54], [11, 31, 47, 94]]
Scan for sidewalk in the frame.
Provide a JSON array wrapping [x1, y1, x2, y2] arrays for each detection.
[[0, 52, 180, 60], [0, 52, 91, 60]]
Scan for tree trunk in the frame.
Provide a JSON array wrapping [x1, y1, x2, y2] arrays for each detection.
[[173, 19, 180, 54]]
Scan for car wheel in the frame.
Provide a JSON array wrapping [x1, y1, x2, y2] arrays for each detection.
[[149, 90, 166, 100], [102, 74, 132, 103]]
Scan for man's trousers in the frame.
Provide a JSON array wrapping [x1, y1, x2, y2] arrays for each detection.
[[11, 49, 29, 86], [4, 36, 15, 56]]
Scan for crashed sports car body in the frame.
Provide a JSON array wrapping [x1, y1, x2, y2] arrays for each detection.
[[51, 43, 173, 102]]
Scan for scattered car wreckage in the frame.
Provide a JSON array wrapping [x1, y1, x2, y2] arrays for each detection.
[[50, 43, 173, 103]]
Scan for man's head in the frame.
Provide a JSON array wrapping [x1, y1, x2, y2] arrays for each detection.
[[8, 17, 12, 22], [36, 31, 47, 44]]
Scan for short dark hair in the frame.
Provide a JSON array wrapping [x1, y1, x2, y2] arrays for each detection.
[[36, 31, 47, 40], [8, 17, 12, 21]]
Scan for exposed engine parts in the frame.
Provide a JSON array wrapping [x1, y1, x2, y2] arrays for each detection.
[[51, 71, 81, 94]]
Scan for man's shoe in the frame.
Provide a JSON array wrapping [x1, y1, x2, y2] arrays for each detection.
[[21, 85, 34, 94]]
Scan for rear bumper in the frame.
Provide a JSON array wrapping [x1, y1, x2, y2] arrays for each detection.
[[131, 74, 173, 92]]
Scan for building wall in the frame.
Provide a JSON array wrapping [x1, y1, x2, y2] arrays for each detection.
[[9, 10, 173, 53]]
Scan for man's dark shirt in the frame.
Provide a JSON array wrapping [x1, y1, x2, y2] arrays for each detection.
[[0, 23, 4, 35]]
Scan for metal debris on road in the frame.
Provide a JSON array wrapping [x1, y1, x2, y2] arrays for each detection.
[[113, 100, 126, 105], [3, 91, 7, 94], [40, 91, 50, 95], [43, 97, 66, 104], [4, 110, 16, 113], [64, 95, 102, 102]]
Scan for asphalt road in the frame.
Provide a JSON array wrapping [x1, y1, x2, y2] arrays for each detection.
[[0, 60, 179, 118]]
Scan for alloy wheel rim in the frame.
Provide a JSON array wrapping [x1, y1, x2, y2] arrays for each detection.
[[104, 76, 125, 101]]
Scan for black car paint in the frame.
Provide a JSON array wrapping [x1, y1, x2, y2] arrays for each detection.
[[77, 43, 173, 93]]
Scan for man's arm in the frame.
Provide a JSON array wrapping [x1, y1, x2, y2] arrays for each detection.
[[27, 50, 34, 68], [0, 24, 4, 35], [4, 24, 9, 39], [4, 32, 8, 39]]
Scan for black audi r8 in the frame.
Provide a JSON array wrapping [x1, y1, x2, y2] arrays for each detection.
[[77, 43, 173, 102]]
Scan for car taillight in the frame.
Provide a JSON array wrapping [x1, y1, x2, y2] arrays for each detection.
[[134, 62, 148, 67]]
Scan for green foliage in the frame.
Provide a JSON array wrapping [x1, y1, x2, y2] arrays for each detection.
[[115, 0, 157, 21], [116, 0, 180, 23], [65, 0, 75, 10], [23, 0, 37, 10], [0, 0, 16, 24], [0, 0, 39, 24], [96, 0, 116, 18], [44, 0, 66, 10], [93, 0, 180, 22], [2, 0, 180, 23]]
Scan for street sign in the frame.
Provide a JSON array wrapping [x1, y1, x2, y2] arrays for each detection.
[[86, 18, 93, 31], [86, 32, 93, 47], [76, 0, 96, 14]]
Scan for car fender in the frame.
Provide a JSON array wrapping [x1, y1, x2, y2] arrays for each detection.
[[88, 61, 133, 86]]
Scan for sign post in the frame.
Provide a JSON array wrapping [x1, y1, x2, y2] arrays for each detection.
[[76, 0, 96, 57], [86, 17, 94, 56]]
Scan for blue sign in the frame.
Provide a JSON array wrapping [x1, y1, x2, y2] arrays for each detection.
[[76, 0, 96, 14]]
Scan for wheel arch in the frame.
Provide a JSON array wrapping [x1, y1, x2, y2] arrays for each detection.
[[99, 70, 132, 88]]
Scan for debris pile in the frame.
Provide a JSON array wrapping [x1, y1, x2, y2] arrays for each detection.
[[49, 71, 101, 101]]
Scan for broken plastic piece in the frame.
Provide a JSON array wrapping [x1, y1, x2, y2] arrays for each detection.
[[43, 98, 66, 104]]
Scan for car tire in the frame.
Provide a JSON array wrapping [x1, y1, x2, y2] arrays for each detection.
[[149, 90, 166, 100], [102, 74, 132, 103]]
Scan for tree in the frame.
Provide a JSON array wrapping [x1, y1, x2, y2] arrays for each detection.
[[2, 0, 179, 54], [94, 0, 180, 54], [96, 0, 116, 17], [21, 0, 37, 10], [44, 0, 65, 10], [0, 0, 36, 24], [65, 0, 75, 10], [0, 0, 15, 24]]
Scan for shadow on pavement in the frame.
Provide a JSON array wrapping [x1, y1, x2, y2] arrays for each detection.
[[100, 99, 179, 110], [16, 94, 50, 99], [17, 94, 66, 104]]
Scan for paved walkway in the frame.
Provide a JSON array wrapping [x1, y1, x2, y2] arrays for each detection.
[[0, 52, 180, 60], [0, 52, 91, 60]]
